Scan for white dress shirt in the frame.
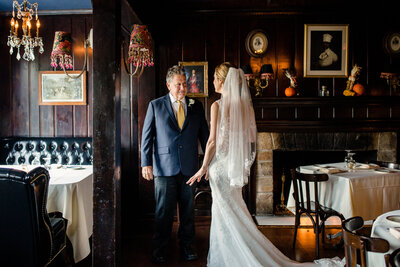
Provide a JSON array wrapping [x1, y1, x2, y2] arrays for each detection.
[[169, 93, 187, 118]]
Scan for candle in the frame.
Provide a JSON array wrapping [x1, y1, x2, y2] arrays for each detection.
[[36, 19, 40, 38]]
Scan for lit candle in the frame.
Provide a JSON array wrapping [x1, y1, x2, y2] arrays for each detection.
[[10, 18, 14, 32], [27, 20, 31, 37], [14, 21, 18, 36], [36, 19, 40, 38]]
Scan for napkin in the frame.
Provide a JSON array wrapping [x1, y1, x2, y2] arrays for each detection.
[[318, 167, 343, 174], [389, 227, 400, 239], [356, 163, 379, 170]]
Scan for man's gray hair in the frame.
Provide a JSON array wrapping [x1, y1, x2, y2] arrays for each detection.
[[166, 65, 186, 84]]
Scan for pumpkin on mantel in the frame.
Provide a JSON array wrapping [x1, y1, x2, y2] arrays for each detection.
[[285, 87, 296, 97], [353, 83, 365, 96]]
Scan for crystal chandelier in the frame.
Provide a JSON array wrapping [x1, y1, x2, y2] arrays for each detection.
[[7, 0, 44, 61]]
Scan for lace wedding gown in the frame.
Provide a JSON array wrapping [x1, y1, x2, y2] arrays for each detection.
[[206, 100, 344, 267]]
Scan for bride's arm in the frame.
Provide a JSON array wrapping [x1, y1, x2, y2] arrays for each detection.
[[187, 101, 219, 186]]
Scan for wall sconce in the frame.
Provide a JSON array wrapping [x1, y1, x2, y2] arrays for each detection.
[[7, 0, 44, 61], [50, 29, 92, 79], [241, 64, 274, 97], [123, 24, 154, 77], [380, 72, 400, 94]]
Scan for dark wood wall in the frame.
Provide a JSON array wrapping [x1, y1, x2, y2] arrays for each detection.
[[0, 14, 93, 137]]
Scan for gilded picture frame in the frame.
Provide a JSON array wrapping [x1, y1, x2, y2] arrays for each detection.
[[304, 24, 349, 78], [38, 71, 87, 105], [178, 61, 208, 97]]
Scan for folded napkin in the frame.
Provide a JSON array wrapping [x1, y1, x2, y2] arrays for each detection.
[[389, 227, 400, 239], [318, 167, 343, 174], [355, 163, 379, 170]]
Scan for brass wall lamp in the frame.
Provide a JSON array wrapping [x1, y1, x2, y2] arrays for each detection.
[[241, 64, 274, 97]]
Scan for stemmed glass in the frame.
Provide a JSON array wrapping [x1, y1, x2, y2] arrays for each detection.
[[345, 150, 356, 171]]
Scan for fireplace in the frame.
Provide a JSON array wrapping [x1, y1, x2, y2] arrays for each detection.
[[253, 132, 398, 215]]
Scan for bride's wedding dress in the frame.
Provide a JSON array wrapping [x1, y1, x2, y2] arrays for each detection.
[[206, 100, 344, 267]]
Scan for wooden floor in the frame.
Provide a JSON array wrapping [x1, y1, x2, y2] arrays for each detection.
[[74, 216, 351, 266]]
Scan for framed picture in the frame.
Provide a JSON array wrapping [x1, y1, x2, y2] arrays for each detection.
[[245, 29, 269, 57], [38, 71, 87, 105], [178, 61, 208, 97], [304, 24, 349, 77]]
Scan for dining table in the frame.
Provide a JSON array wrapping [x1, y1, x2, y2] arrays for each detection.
[[367, 209, 400, 267], [286, 162, 400, 221], [0, 164, 93, 263]]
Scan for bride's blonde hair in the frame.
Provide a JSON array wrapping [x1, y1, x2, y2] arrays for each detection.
[[215, 62, 236, 83]]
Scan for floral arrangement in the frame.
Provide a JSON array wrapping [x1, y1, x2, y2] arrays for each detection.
[[343, 64, 362, 96]]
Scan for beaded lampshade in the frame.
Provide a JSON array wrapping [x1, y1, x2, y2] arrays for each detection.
[[128, 25, 154, 67], [51, 31, 73, 69]]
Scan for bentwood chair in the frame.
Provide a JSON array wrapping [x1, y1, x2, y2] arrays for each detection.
[[0, 167, 68, 267], [342, 216, 390, 267], [291, 168, 345, 259], [386, 248, 400, 267]]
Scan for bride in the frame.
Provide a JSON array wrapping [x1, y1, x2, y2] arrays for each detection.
[[187, 63, 344, 267]]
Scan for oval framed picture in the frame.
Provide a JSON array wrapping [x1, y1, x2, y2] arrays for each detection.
[[245, 29, 268, 57], [384, 32, 400, 57]]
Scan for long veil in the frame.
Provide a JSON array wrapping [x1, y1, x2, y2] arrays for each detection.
[[216, 67, 257, 187]]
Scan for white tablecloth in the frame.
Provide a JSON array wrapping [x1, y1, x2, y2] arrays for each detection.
[[1, 165, 93, 263], [368, 210, 400, 267], [287, 162, 400, 221]]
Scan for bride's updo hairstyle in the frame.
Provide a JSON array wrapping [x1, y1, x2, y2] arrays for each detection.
[[215, 62, 235, 83]]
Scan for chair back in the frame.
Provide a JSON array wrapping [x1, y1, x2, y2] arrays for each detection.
[[291, 168, 329, 214], [0, 167, 53, 267], [342, 216, 390, 267], [389, 248, 400, 267]]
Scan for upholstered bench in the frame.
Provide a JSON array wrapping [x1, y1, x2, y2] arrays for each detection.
[[0, 137, 93, 165]]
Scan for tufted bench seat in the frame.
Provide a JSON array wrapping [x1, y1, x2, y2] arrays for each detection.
[[0, 137, 93, 165]]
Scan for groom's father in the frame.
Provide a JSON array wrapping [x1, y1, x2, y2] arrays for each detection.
[[141, 65, 209, 263]]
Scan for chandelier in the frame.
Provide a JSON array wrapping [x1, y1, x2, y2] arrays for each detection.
[[7, 0, 44, 61]]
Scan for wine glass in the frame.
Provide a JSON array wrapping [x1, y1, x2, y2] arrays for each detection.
[[346, 152, 356, 171]]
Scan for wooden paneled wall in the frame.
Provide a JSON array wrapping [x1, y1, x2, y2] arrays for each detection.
[[151, 10, 400, 120], [0, 15, 92, 137]]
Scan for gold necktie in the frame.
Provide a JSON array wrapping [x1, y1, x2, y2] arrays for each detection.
[[177, 100, 185, 129]]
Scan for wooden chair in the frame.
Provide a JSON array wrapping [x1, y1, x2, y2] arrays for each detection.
[[342, 216, 390, 267], [386, 248, 400, 267], [290, 168, 345, 259]]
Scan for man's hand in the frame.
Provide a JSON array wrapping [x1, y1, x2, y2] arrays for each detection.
[[142, 166, 154, 181]]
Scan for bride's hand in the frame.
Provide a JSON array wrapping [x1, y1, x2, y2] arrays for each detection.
[[186, 166, 207, 186]]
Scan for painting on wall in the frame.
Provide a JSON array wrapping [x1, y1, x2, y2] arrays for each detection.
[[178, 61, 208, 97], [304, 24, 349, 77], [38, 71, 87, 105]]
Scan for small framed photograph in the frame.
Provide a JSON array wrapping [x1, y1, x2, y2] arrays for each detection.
[[38, 71, 87, 105], [245, 29, 269, 57], [178, 61, 208, 97], [304, 24, 349, 77]]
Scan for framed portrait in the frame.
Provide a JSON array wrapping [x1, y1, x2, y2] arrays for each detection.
[[304, 24, 349, 77], [245, 29, 269, 57], [38, 71, 87, 105], [178, 61, 208, 97]]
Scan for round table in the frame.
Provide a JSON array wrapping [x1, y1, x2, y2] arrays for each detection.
[[368, 209, 400, 267]]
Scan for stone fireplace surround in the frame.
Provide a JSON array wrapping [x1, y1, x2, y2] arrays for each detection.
[[254, 132, 398, 215]]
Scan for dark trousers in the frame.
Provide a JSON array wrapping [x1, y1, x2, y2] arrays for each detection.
[[152, 173, 196, 256]]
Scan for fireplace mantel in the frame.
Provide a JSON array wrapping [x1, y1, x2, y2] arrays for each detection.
[[253, 96, 400, 132]]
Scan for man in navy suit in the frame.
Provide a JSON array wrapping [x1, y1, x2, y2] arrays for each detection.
[[141, 65, 209, 263]]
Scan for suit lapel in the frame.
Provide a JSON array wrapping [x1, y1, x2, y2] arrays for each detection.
[[163, 94, 180, 130], [181, 96, 191, 131]]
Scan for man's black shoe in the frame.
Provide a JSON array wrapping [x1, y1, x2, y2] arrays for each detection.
[[180, 246, 198, 261], [152, 251, 166, 264], [151, 254, 166, 264]]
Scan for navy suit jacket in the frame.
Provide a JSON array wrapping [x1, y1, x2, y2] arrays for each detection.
[[141, 94, 209, 177]]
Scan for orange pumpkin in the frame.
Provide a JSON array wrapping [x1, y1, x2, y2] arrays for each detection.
[[353, 83, 365, 96], [285, 87, 296, 97]]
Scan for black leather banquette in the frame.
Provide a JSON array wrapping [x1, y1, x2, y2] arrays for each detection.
[[0, 137, 93, 165]]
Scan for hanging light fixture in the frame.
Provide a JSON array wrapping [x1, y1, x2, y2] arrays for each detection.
[[50, 31, 73, 70], [124, 24, 154, 77], [7, 0, 44, 61]]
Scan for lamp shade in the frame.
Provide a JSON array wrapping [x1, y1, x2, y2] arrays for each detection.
[[241, 65, 253, 74], [128, 24, 154, 67], [51, 31, 73, 69], [260, 64, 273, 74]]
